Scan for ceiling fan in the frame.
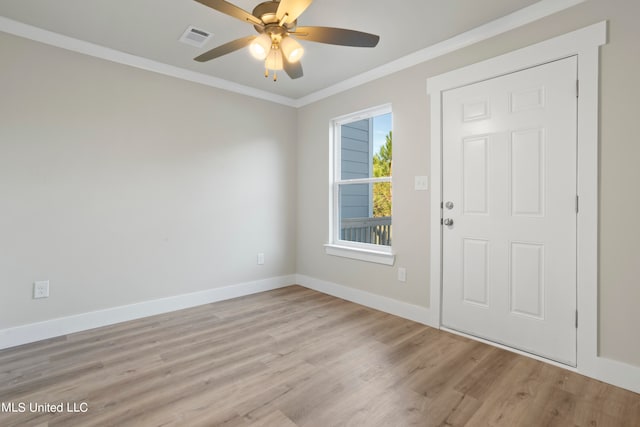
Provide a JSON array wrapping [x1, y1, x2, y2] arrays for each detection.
[[193, 0, 380, 81]]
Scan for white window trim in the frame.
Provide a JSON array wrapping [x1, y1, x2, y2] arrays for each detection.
[[327, 104, 395, 265], [426, 22, 634, 390], [324, 244, 395, 265]]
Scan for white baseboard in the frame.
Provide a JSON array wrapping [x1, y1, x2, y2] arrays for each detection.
[[0, 275, 295, 350], [295, 274, 434, 327], [582, 355, 640, 394]]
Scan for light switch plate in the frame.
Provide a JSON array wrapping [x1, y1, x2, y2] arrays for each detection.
[[397, 268, 407, 282]]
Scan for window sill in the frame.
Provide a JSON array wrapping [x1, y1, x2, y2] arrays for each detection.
[[324, 244, 395, 266]]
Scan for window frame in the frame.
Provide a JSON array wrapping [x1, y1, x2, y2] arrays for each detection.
[[325, 104, 395, 265]]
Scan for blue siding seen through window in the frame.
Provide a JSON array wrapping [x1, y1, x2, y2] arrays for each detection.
[[340, 119, 370, 219]]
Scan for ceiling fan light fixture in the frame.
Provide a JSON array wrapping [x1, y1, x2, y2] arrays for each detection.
[[280, 36, 304, 63], [249, 33, 272, 60], [265, 48, 284, 71], [265, 48, 284, 81]]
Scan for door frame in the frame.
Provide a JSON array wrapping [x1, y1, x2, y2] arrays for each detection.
[[427, 22, 606, 372]]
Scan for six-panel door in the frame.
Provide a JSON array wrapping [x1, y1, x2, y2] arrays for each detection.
[[441, 56, 578, 365]]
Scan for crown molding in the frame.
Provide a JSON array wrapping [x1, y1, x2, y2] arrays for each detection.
[[0, 16, 298, 107], [1, 0, 585, 108], [293, 0, 587, 107]]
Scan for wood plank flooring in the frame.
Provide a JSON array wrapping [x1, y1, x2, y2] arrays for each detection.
[[1, 285, 638, 426]]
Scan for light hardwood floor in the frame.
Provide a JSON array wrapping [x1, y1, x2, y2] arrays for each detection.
[[1, 286, 638, 426]]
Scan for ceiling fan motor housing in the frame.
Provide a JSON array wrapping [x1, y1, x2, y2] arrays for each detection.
[[252, 1, 297, 34]]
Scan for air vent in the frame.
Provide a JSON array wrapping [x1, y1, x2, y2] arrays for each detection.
[[179, 26, 213, 48]]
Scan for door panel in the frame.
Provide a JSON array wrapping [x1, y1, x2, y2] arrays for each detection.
[[462, 238, 489, 306], [511, 128, 545, 216], [462, 137, 489, 214], [441, 57, 578, 365], [510, 242, 544, 318]]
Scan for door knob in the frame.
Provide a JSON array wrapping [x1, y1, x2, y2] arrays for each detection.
[[445, 201, 454, 210], [443, 218, 454, 226]]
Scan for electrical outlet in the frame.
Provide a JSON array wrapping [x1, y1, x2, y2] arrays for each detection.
[[414, 176, 429, 191], [33, 280, 50, 299], [257, 253, 265, 265], [397, 268, 407, 283]]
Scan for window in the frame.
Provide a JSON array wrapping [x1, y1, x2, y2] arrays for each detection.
[[326, 105, 394, 265]]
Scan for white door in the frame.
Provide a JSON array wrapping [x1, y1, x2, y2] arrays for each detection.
[[441, 57, 578, 365]]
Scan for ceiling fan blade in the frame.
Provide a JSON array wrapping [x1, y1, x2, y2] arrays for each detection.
[[194, 35, 256, 62], [276, 0, 313, 23], [294, 27, 380, 47], [283, 56, 304, 79], [194, 0, 262, 26]]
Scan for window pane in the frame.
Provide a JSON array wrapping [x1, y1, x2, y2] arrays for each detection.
[[372, 113, 392, 178], [372, 181, 392, 218], [339, 182, 392, 247], [341, 119, 371, 180], [340, 113, 392, 180]]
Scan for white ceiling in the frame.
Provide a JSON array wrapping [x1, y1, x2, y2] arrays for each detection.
[[1, 0, 573, 101]]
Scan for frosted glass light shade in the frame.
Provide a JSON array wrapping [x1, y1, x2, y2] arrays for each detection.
[[280, 36, 304, 63], [250, 33, 272, 60], [265, 49, 283, 71]]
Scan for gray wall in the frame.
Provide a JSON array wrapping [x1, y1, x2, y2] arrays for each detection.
[[296, 0, 640, 368], [0, 33, 297, 328]]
